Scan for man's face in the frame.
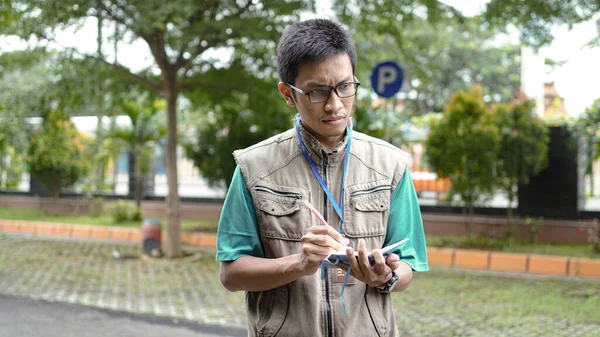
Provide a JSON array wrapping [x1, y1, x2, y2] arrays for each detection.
[[278, 53, 355, 150]]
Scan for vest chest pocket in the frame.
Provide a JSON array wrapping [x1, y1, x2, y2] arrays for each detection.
[[344, 185, 392, 238], [254, 186, 309, 242]]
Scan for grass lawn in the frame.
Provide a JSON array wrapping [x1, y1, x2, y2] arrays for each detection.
[[0, 206, 218, 232], [396, 267, 600, 334], [427, 235, 600, 259]]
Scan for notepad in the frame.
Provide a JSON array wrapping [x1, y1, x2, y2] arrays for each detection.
[[324, 238, 409, 266]]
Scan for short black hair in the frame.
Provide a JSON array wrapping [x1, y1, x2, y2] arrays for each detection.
[[277, 18, 357, 85]]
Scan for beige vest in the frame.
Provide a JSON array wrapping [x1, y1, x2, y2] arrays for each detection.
[[233, 122, 409, 337]]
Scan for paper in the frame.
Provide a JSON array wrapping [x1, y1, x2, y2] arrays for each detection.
[[324, 238, 409, 266]]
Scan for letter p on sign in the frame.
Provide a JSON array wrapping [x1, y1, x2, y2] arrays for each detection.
[[371, 61, 403, 98]]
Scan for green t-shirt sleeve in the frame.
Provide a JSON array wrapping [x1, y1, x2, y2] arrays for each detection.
[[216, 165, 264, 261], [383, 168, 429, 272]]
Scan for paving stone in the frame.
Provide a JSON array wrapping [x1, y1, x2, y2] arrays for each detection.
[[1, 233, 598, 336]]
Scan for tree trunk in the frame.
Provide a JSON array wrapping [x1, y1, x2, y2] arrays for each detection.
[[164, 86, 181, 258], [95, 116, 105, 192], [590, 133, 596, 197], [134, 152, 142, 208], [506, 177, 515, 239], [95, 10, 105, 193], [462, 205, 473, 236]]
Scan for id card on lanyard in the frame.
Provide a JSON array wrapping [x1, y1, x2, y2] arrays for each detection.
[[294, 117, 352, 234]]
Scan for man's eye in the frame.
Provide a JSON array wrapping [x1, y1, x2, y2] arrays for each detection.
[[312, 89, 328, 95], [338, 84, 350, 90]]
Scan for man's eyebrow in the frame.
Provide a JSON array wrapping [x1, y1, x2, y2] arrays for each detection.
[[305, 77, 353, 88]]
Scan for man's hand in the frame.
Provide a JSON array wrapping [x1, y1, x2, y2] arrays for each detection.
[[344, 239, 401, 287], [299, 225, 349, 276]]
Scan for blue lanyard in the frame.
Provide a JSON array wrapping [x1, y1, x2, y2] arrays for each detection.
[[295, 117, 352, 233]]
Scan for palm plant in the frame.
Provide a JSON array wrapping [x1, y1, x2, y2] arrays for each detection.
[[111, 93, 166, 207]]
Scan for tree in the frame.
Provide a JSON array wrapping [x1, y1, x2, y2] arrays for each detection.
[[576, 98, 600, 196], [111, 93, 166, 207], [10, 0, 310, 257], [492, 96, 549, 236], [0, 0, 19, 33], [350, 17, 521, 116], [0, 117, 26, 190], [27, 109, 89, 200], [0, 48, 132, 195], [183, 74, 291, 188], [483, 0, 600, 47], [0, 50, 59, 190], [425, 86, 500, 234]]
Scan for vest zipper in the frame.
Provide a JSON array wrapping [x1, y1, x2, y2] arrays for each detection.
[[350, 185, 392, 197], [254, 186, 303, 199], [322, 152, 333, 337]]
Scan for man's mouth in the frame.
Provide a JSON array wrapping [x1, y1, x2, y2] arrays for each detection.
[[322, 116, 345, 122]]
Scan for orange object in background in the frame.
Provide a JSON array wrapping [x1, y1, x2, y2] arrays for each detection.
[[412, 174, 451, 194]]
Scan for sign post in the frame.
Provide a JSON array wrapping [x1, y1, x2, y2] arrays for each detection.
[[371, 61, 404, 142]]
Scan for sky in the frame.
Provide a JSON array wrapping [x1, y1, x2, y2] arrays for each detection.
[[2, 0, 599, 121]]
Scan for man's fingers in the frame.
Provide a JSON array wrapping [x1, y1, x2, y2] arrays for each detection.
[[386, 254, 401, 271], [357, 239, 372, 271], [308, 225, 348, 246], [302, 232, 346, 251], [345, 246, 363, 278], [371, 249, 387, 275], [302, 242, 336, 258]]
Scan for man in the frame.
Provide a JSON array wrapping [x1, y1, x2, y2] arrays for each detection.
[[217, 18, 428, 337]]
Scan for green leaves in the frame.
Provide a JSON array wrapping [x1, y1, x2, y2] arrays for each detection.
[[425, 86, 551, 217], [576, 98, 600, 173], [483, 0, 600, 47], [493, 98, 550, 187], [110, 92, 167, 151], [27, 109, 89, 198], [183, 72, 291, 188], [492, 97, 550, 220], [348, 13, 521, 116], [425, 86, 500, 207]]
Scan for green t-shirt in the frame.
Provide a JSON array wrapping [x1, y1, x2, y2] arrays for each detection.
[[216, 166, 429, 272]]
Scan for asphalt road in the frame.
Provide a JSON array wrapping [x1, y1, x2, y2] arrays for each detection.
[[0, 295, 247, 337]]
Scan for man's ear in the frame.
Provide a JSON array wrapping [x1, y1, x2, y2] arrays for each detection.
[[278, 82, 295, 107]]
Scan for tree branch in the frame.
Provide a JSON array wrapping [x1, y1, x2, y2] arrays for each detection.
[[173, 1, 251, 73], [91, 54, 163, 93], [96, 1, 137, 34]]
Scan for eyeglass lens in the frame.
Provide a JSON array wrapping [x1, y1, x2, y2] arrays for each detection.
[[309, 83, 357, 103]]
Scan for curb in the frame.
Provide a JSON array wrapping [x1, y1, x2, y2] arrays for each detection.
[[0, 219, 217, 249], [427, 247, 600, 279], [1, 219, 599, 279]]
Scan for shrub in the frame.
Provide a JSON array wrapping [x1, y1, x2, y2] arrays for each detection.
[[27, 109, 89, 199], [105, 200, 142, 223], [89, 197, 104, 217], [589, 219, 600, 254]]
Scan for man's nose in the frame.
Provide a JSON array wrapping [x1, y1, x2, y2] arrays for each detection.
[[324, 90, 345, 112]]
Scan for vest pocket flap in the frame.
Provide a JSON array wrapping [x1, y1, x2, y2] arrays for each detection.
[[258, 199, 300, 216], [353, 198, 390, 212]]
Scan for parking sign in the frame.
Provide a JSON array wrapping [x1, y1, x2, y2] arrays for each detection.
[[371, 61, 403, 98]]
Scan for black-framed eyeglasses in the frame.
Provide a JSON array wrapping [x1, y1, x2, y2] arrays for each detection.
[[288, 78, 360, 103]]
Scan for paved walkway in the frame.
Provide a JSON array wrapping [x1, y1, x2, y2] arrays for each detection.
[[0, 294, 245, 337], [0, 234, 246, 327], [1, 233, 599, 337]]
